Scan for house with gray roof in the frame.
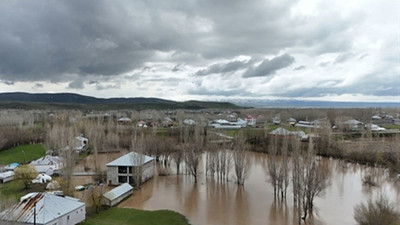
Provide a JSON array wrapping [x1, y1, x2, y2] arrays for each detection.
[[106, 152, 154, 186], [0, 192, 85, 225], [103, 183, 133, 207]]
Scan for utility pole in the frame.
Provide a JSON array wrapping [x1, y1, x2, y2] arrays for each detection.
[[33, 202, 36, 225]]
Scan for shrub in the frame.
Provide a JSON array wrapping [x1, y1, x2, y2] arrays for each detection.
[[354, 196, 400, 225]]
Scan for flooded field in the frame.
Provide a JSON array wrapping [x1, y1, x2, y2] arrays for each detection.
[[117, 152, 400, 225]]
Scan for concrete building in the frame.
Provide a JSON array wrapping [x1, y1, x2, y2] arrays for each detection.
[[106, 152, 154, 186], [103, 183, 133, 207], [0, 192, 85, 225]]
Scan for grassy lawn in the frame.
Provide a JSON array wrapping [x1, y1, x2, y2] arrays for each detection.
[[224, 129, 237, 137], [382, 124, 400, 130], [80, 208, 190, 225], [0, 180, 46, 201], [0, 144, 45, 165]]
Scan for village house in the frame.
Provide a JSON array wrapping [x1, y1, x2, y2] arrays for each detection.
[[106, 152, 154, 186], [103, 183, 133, 207], [269, 127, 309, 141], [343, 119, 363, 132], [0, 171, 14, 183], [0, 192, 85, 225], [117, 117, 132, 124], [30, 155, 63, 175], [73, 135, 88, 153]]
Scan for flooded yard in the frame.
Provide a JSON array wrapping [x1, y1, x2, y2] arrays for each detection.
[[116, 152, 400, 225]]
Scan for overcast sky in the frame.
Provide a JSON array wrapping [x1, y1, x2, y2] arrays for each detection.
[[0, 0, 398, 102]]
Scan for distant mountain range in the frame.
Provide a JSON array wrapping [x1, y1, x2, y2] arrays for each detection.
[[229, 98, 400, 108], [0, 92, 398, 110], [0, 92, 240, 110]]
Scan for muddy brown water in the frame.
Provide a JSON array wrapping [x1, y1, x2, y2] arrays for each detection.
[[73, 151, 399, 225]]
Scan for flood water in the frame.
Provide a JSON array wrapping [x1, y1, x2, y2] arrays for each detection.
[[117, 152, 400, 225]]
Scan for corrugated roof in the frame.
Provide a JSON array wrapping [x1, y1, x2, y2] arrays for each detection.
[[106, 152, 153, 167], [103, 183, 133, 201], [30, 155, 62, 166], [0, 192, 84, 224]]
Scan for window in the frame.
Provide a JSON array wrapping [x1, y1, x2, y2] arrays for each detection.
[[118, 176, 127, 183], [118, 166, 127, 173], [67, 215, 70, 220]]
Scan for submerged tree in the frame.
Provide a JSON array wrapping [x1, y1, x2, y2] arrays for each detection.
[[299, 140, 330, 220], [232, 131, 250, 185], [184, 143, 202, 183]]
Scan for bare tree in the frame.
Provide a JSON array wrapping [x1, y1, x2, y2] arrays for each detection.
[[268, 135, 279, 195], [130, 133, 146, 189], [87, 185, 105, 214], [61, 146, 77, 196], [232, 131, 250, 185], [280, 136, 290, 199], [173, 144, 184, 174], [184, 143, 202, 183], [300, 140, 331, 220], [291, 137, 303, 224]]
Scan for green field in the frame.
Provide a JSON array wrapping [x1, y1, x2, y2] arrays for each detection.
[[80, 208, 190, 225], [0, 144, 45, 165]]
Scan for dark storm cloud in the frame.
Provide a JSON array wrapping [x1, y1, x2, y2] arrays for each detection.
[[242, 54, 295, 78], [0, 0, 353, 83], [68, 80, 85, 89], [195, 60, 249, 76], [88, 80, 120, 90]]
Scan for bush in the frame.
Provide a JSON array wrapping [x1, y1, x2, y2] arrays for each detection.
[[354, 196, 400, 225]]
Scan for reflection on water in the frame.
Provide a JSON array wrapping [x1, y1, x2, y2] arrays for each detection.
[[117, 152, 399, 225]]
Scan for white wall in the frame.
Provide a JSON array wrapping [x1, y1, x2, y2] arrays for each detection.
[[45, 205, 86, 225]]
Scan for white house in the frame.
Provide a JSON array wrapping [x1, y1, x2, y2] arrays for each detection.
[[106, 152, 154, 186], [269, 127, 309, 141], [0, 192, 85, 225], [210, 119, 241, 129], [103, 183, 133, 207], [183, 119, 196, 125], [30, 155, 63, 175], [365, 124, 386, 131], [117, 117, 132, 123], [74, 136, 88, 153], [0, 171, 14, 183]]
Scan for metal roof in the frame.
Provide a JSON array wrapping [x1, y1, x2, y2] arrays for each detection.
[[0, 192, 85, 224], [106, 152, 153, 167], [30, 155, 62, 166], [103, 183, 133, 201]]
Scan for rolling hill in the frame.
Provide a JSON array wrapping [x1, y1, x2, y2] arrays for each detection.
[[0, 92, 241, 110]]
